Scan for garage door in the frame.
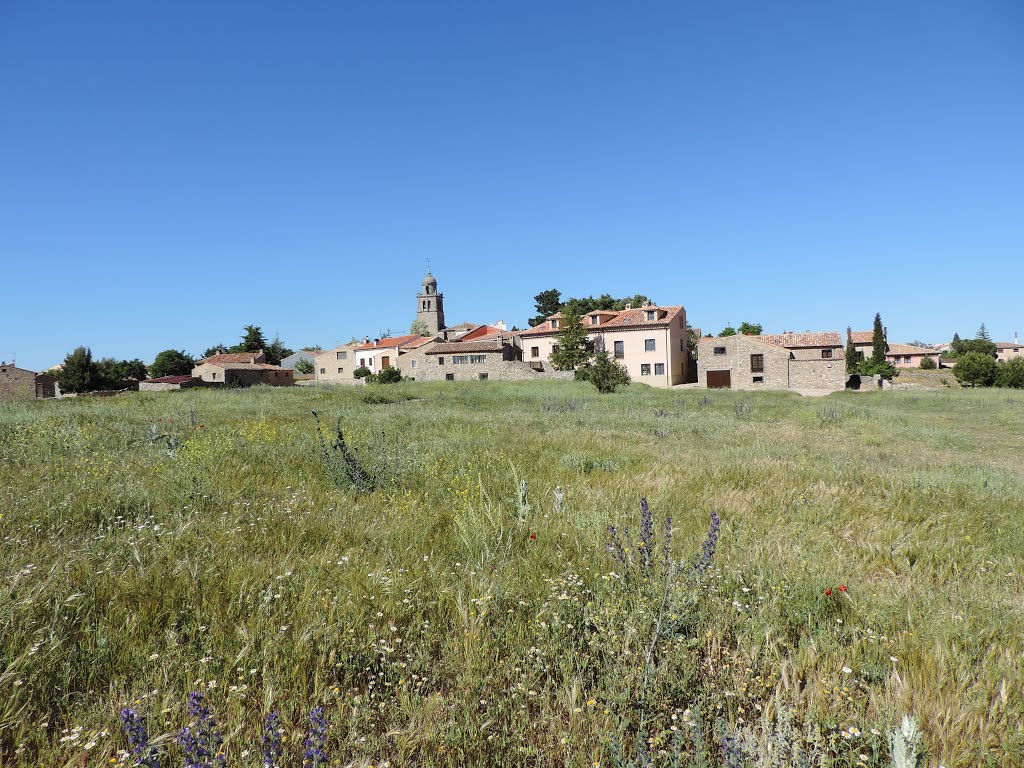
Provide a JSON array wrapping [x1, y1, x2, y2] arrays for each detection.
[[707, 370, 731, 389]]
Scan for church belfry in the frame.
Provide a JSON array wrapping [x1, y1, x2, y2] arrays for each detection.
[[415, 269, 445, 335]]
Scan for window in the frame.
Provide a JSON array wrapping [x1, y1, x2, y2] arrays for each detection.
[[437, 357, 445, 365], [646, 310, 656, 321], [655, 363, 665, 376], [680, 339, 686, 352], [531, 346, 539, 358], [753, 376, 764, 383], [821, 349, 833, 359], [644, 338, 656, 351], [679, 316, 685, 328], [551, 319, 559, 329], [445, 373, 455, 381], [552, 344, 560, 354], [411, 360, 417, 369], [212, 372, 218, 380], [590, 316, 599, 325], [478, 372, 488, 380], [904, 356, 912, 364], [337, 351, 347, 360], [452, 355, 469, 365], [337, 367, 343, 374], [750, 354, 764, 372], [470, 354, 486, 364], [320, 368, 326, 374], [359, 358, 366, 367], [640, 364, 651, 376], [614, 340, 624, 359], [714, 346, 726, 355]]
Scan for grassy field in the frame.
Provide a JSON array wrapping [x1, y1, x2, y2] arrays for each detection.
[[1, 382, 1021, 767]]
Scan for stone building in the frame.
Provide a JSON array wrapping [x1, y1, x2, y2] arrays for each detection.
[[313, 342, 362, 384], [417, 329, 573, 382], [697, 332, 845, 391], [415, 270, 446, 336], [517, 304, 689, 387], [192, 350, 293, 387], [0, 362, 59, 400]]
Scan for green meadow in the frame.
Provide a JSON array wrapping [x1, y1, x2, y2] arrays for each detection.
[[0, 382, 1021, 767]]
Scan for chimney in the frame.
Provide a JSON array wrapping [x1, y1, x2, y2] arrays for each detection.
[[1015, 331, 1020, 344], [363, 336, 370, 344], [625, 302, 633, 310], [373, 338, 380, 346], [883, 326, 888, 338]]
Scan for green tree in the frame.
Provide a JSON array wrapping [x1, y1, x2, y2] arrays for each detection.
[[718, 325, 736, 337], [918, 355, 937, 370], [265, 335, 293, 366], [353, 366, 372, 379], [529, 289, 563, 327], [58, 346, 101, 393], [955, 339, 997, 358], [976, 323, 991, 341], [203, 345, 228, 359], [150, 349, 195, 378], [294, 358, 315, 375], [953, 352, 996, 387], [995, 358, 1024, 388], [374, 366, 403, 384], [237, 325, 267, 351], [844, 327, 859, 374], [612, 294, 652, 311], [870, 312, 887, 367], [409, 319, 431, 337], [549, 311, 592, 371], [587, 341, 630, 393], [737, 322, 763, 336]]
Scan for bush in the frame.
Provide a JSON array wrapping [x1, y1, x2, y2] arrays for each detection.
[[994, 357, 1024, 389], [294, 358, 315, 375], [373, 366, 403, 384], [588, 351, 630, 393], [353, 366, 372, 379], [953, 352, 997, 387], [918, 356, 936, 370]]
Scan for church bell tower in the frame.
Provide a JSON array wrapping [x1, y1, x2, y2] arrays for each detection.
[[415, 269, 445, 335]]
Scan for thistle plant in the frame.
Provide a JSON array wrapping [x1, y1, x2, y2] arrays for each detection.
[[889, 715, 923, 768], [303, 706, 328, 768], [177, 692, 225, 768], [120, 707, 160, 768]]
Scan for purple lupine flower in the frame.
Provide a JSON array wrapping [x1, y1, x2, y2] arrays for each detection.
[[721, 730, 743, 768], [638, 497, 654, 576], [263, 711, 283, 768], [178, 692, 225, 768], [303, 706, 327, 768], [120, 707, 160, 768], [662, 512, 674, 571], [693, 511, 721, 573], [606, 524, 628, 569]]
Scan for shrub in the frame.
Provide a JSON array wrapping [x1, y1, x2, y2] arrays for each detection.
[[353, 366, 372, 379], [588, 350, 630, 393], [373, 366, 403, 384], [918, 355, 936, 370], [953, 352, 996, 387], [294, 358, 315, 375], [994, 357, 1024, 389]]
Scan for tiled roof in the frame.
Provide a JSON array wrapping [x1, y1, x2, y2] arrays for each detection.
[[199, 350, 265, 365], [520, 306, 683, 336], [443, 322, 478, 332], [402, 336, 438, 350], [849, 331, 876, 344], [887, 344, 934, 355], [427, 340, 509, 354], [460, 324, 507, 341], [755, 332, 842, 349], [995, 342, 1022, 349], [354, 335, 424, 351], [205, 362, 288, 371]]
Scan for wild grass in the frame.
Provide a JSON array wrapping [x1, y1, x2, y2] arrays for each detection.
[[0, 382, 1022, 767]]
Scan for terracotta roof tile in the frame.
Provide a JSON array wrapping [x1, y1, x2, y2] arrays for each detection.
[[849, 331, 876, 344], [755, 332, 842, 348], [199, 350, 266, 365], [427, 340, 508, 354], [354, 335, 425, 351], [520, 306, 683, 336], [887, 344, 935, 355]]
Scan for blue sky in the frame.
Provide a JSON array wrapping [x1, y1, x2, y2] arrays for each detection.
[[2, 2, 1022, 370]]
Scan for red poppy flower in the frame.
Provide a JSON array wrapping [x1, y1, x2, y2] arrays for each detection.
[[839, 585, 847, 592], [198, 425, 205, 428], [529, 532, 537, 540], [824, 588, 832, 596]]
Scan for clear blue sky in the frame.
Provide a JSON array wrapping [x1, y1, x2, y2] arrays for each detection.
[[2, 2, 1022, 370]]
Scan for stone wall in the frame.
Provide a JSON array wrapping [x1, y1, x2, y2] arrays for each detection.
[[0, 365, 36, 401], [417, 354, 574, 382], [788, 359, 846, 391]]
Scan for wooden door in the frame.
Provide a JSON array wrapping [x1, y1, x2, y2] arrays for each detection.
[[707, 370, 731, 389]]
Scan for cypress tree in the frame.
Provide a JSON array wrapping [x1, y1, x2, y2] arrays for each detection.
[[871, 312, 887, 366], [844, 327, 859, 374]]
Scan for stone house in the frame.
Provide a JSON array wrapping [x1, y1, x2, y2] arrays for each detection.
[[354, 335, 433, 375], [0, 362, 58, 401], [697, 332, 845, 391], [313, 343, 363, 384], [517, 304, 689, 387], [192, 350, 293, 387], [849, 329, 886, 362], [394, 336, 440, 379], [418, 331, 573, 382]]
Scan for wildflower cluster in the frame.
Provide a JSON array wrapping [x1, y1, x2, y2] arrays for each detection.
[[120, 707, 160, 768], [178, 692, 225, 768], [303, 707, 327, 767]]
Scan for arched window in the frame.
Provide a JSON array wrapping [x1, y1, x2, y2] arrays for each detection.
[[427, 300, 431, 310]]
